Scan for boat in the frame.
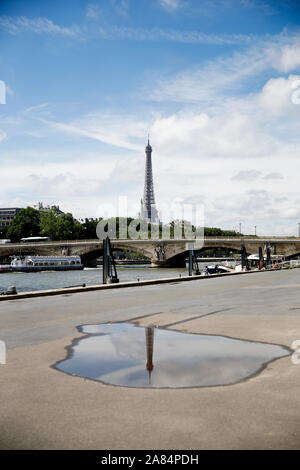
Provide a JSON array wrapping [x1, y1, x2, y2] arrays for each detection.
[[0, 255, 84, 273], [205, 264, 234, 274]]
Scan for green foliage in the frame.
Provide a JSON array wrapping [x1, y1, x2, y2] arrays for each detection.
[[40, 210, 85, 240], [0, 225, 7, 239], [6, 207, 41, 242], [39, 210, 58, 240], [81, 218, 102, 239], [56, 213, 85, 240], [122, 249, 148, 260], [6, 207, 87, 242], [4, 208, 245, 242], [204, 227, 242, 237]]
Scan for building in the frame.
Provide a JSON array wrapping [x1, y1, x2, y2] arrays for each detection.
[[139, 138, 159, 223], [0, 208, 21, 228], [34, 202, 64, 215]]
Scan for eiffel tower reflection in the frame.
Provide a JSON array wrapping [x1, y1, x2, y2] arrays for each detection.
[[145, 327, 155, 384]]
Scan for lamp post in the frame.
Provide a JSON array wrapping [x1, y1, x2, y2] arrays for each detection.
[[254, 225, 257, 236]]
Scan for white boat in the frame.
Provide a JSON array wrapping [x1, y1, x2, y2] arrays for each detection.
[[0, 255, 84, 273], [206, 264, 234, 274]]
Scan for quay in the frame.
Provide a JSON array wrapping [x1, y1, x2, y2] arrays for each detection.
[[0, 269, 300, 449], [0, 268, 272, 301]]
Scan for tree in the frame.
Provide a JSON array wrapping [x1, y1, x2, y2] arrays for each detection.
[[56, 213, 85, 240], [0, 225, 7, 239], [204, 227, 242, 237], [6, 207, 41, 242], [39, 210, 58, 240], [81, 218, 102, 239], [40, 210, 85, 240]]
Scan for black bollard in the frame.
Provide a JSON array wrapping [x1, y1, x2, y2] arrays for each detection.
[[188, 248, 193, 276], [103, 236, 119, 284], [259, 247, 263, 269]]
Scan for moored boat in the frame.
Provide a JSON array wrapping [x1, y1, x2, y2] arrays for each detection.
[[0, 255, 84, 272], [205, 264, 234, 274]]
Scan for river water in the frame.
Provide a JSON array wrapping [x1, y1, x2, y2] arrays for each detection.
[[0, 263, 217, 293]]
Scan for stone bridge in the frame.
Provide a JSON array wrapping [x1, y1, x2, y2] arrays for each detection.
[[1, 237, 300, 267]]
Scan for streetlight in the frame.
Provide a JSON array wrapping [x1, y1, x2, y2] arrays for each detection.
[[254, 225, 257, 236]]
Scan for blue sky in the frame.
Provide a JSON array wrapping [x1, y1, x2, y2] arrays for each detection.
[[0, 0, 300, 235]]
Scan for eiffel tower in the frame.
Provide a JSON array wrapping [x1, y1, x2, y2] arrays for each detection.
[[140, 138, 159, 223]]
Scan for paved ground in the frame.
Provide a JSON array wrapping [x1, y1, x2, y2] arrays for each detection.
[[0, 269, 300, 449]]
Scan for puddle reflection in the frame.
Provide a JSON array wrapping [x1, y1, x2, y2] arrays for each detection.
[[54, 323, 290, 388]]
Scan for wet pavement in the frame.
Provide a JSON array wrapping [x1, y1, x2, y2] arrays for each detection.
[[54, 322, 290, 388]]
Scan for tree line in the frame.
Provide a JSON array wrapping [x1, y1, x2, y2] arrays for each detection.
[[0, 206, 244, 242], [0, 207, 99, 242]]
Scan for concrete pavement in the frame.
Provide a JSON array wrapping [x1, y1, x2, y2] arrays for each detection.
[[0, 269, 300, 449]]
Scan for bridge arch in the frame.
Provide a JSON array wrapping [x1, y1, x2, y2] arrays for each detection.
[[195, 245, 242, 255], [80, 248, 103, 267]]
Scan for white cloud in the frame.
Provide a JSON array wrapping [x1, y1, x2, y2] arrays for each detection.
[[268, 41, 300, 73], [110, 0, 129, 17], [0, 13, 253, 45], [97, 25, 252, 45], [28, 172, 102, 197], [40, 114, 145, 152], [86, 4, 101, 20], [263, 172, 284, 180], [23, 103, 49, 114], [158, 0, 182, 11], [149, 33, 300, 104], [239, 0, 275, 14], [0, 16, 80, 36], [0, 12, 252, 45], [209, 188, 300, 236], [232, 170, 261, 181], [232, 170, 284, 182], [256, 74, 300, 115], [150, 110, 276, 159]]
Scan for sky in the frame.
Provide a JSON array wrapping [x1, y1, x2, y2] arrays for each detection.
[[0, 0, 300, 235]]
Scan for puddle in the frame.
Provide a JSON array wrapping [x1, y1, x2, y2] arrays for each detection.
[[54, 323, 290, 388]]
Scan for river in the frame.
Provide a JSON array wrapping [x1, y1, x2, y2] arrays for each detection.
[[0, 263, 220, 293]]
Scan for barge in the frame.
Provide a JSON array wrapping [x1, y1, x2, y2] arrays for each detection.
[[0, 255, 84, 272]]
